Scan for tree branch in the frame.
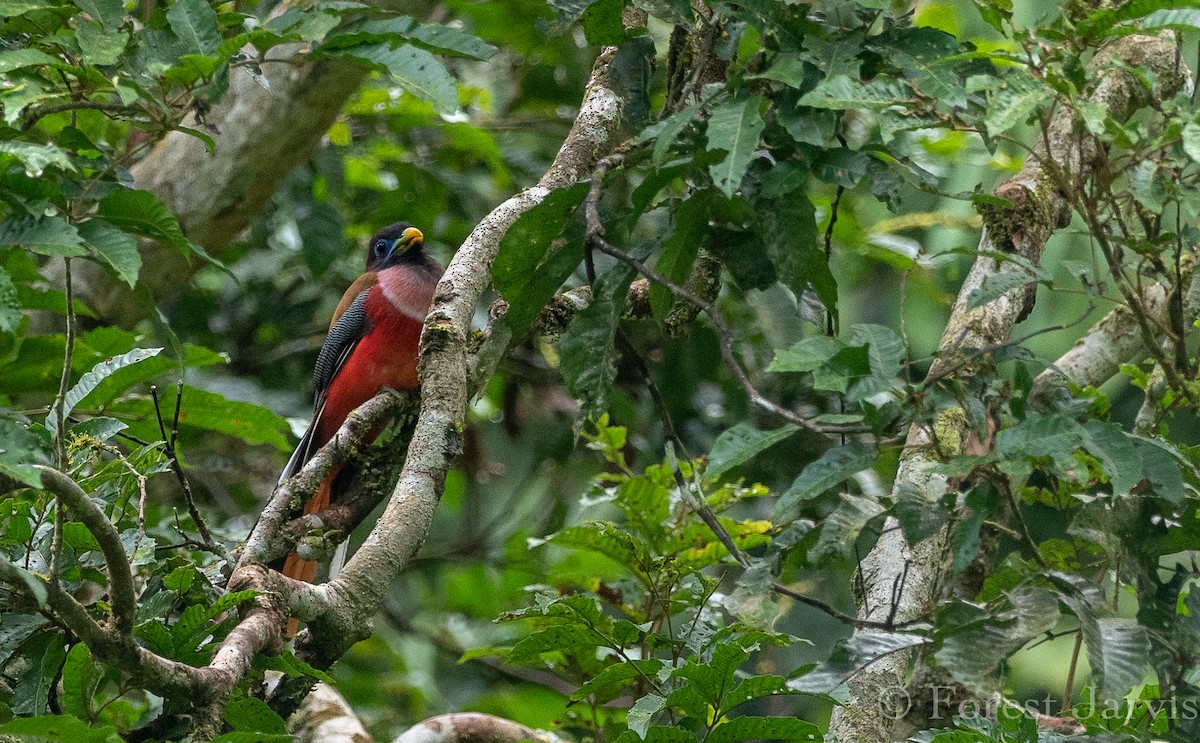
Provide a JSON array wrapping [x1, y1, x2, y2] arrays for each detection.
[[37, 466, 136, 637], [391, 713, 567, 743]]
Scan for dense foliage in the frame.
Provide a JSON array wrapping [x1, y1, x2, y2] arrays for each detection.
[[4, 0, 1200, 741]]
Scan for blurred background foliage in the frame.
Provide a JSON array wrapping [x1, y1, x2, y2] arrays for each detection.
[[4, 0, 1200, 740]]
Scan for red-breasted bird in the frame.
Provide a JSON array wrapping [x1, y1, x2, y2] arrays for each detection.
[[276, 222, 443, 586]]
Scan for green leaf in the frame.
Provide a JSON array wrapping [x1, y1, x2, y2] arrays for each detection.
[[707, 716, 822, 743], [811, 493, 884, 559], [492, 183, 588, 339], [407, 23, 498, 60], [0, 714, 123, 743], [641, 100, 701, 166], [78, 219, 140, 288], [797, 75, 913, 110], [0, 141, 74, 177], [558, 263, 633, 420], [767, 336, 845, 373], [60, 643, 96, 720], [1182, 121, 1200, 164], [167, 0, 222, 56], [224, 695, 287, 734], [706, 422, 801, 480], [0, 49, 64, 74], [105, 386, 292, 451], [1142, 8, 1200, 31], [338, 43, 458, 114], [649, 194, 708, 319], [777, 442, 875, 514], [74, 18, 128, 65], [758, 192, 836, 318], [0, 0, 59, 16], [0, 418, 51, 487], [0, 216, 86, 257], [705, 94, 765, 197], [0, 266, 20, 333], [96, 188, 191, 255], [871, 27, 965, 108], [626, 693, 666, 737], [12, 634, 66, 715], [984, 70, 1048, 137], [571, 659, 665, 703], [74, 0, 124, 30], [45, 347, 163, 437]]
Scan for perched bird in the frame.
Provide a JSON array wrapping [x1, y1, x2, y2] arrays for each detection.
[[276, 222, 443, 586]]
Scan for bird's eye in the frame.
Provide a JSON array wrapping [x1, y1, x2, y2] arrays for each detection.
[[373, 239, 389, 257]]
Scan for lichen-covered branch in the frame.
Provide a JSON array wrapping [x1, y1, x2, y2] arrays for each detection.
[[290, 682, 374, 743], [828, 31, 1186, 743], [391, 713, 566, 743]]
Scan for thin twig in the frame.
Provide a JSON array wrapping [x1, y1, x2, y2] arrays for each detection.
[[151, 384, 225, 560]]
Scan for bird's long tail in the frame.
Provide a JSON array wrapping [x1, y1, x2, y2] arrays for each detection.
[[280, 470, 335, 637]]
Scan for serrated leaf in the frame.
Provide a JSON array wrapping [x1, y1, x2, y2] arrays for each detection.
[[811, 493, 884, 559], [0, 215, 86, 257], [74, 0, 123, 30], [60, 643, 96, 720], [707, 716, 822, 743], [777, 442, 875, 514], [1182, 121, 1200, 164], [985, 70, 1049, 137], [797, 75, 913, 110], [74, 18, 128, 65], [167, 0, 222, 56], [45, 347, 163, 437], [558, 263, 633, 421], [492, 184, 588, 339], [78, 219, 140, 288], [706, 422, 800, 480], [97, 188, 191, 254], [224, 695, 287, 734], [407, 23, 497, 60], [706, 95, 765, 197], [338, 43, 458, 114]]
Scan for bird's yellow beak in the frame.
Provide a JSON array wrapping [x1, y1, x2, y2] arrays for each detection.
[[399, 226, 424, 250]]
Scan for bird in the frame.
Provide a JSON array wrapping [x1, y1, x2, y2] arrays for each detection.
[[275, 221, 444, 587]]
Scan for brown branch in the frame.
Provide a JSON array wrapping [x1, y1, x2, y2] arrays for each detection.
[[392, 713, 567, 743], [37, 466, 137, 637]]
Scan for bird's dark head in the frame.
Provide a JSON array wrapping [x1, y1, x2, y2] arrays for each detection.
[[365, 222, 425, 270]]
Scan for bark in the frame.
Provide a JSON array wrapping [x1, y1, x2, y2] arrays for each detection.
[[828, 31, 1187, 743], [290, 682, 374, 743], [392, 713, 566, 743]]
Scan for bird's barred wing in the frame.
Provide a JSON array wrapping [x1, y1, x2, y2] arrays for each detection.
[[313, 288, 370, 396], [278, 288, 371, 485]]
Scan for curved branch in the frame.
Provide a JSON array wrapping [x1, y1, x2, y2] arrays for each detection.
[[392, 713, 566, 743], [37, 466, 136, 637]]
